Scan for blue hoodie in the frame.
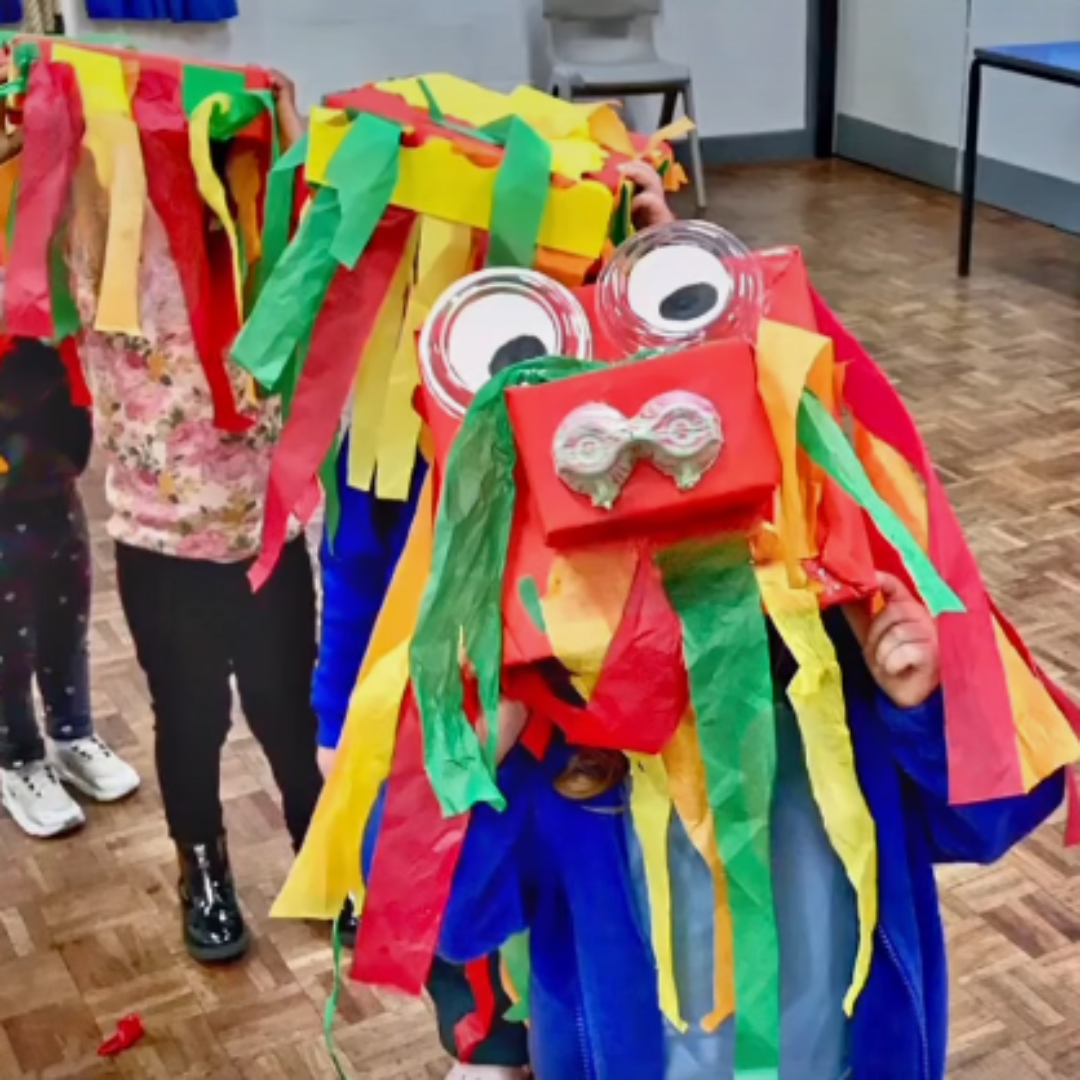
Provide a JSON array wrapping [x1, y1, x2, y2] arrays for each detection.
[[428, 614, 1062, 1080], [313, 444, 426, 749]]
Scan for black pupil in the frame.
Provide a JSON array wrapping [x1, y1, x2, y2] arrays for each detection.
[[489, 335, 548, 375], [659, 282, 719, 322]]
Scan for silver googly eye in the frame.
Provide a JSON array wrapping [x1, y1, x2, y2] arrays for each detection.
[[419, 268, 593, 419], [597, 220, 764, 354]]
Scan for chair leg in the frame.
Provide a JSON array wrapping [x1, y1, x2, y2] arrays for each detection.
[[681, 82, 708, 212], [659, 89, 678, 128]]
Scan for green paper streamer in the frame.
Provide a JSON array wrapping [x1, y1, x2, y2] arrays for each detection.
[[796, 392, 964, 616], [183, 65, 246, 117], [48, 229, 80, 341], [259, 131, 308, 295], [518, 576, 547, 634], [486, 117, 552, 270], [411, 355, 604, 816], [327, 114, 402, 270], [324, 918, 350, 1080], [231, 185, 341, 392], [417, 77, 503, 146], [658, 539, 781, 1080], [501, 931, 532, 1023], [320, 438, 342, 550]]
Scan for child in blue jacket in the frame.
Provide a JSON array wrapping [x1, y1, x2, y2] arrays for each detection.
[[419, 574, 1063, 1080], [314, 443, 531, 1080]]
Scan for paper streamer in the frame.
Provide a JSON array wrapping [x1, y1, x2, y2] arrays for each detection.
[[757, 563, 878, 1014], [251, 207, 418, 589], [6, 61, 84, 340], [486, 116, 552, 270], [662, 717, 736, 1031], [797, 392, 963, 617], [133, 68, 252, 434], [501, 931, 532, 1022], [272, 472, 434, 920], [54, 45, 146, 337], [659, 540, 780, 1079], [628, 752, 686, 1032], [352, 687, 470, 994], [813, 293, 1024, 806]]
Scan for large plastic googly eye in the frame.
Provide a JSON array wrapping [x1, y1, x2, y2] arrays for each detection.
[[419, 268, 593, 418], [596, 221, 763, 355]]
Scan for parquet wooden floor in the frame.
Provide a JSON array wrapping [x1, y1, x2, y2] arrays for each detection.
[[5, 159, 1080, 1078]]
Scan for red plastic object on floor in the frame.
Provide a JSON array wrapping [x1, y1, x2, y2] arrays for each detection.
[[98, 1014, 145, 1057]]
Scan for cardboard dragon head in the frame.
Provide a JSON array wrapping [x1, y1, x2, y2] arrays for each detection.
[[274, 90, 1080, 1059]]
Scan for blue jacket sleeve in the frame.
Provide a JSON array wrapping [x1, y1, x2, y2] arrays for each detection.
[[313, 446, 426, 749], [875, 688, 1064, 865]]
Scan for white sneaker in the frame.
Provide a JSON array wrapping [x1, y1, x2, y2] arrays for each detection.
[[50, 736, 140, 803], [445, 1068, 530, 1080], [1, 761, 87, 838]]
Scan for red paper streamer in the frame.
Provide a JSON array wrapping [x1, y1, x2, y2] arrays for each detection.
[[58, 336, 91, 407], [352, 687, 469, 994], [6, 62, 84, 340], [251, 206, 417, 589], [133, 68, 251, 434], [812, 292, 1024, 805], [455, 960, 498, 1063]]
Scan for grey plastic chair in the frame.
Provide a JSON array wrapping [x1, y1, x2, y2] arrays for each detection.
[[542, 0, 707, 211]]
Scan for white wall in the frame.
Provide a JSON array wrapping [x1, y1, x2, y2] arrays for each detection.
[[837, 0, 970, 149], [60, 0, 809, 139]]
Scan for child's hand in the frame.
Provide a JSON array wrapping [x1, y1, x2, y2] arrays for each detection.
[[317, 746, 336, 780], [843, 572, 941, 710], [268, 69, 305, 152], [476, 698, 529, 764], [620, 159, 675, 230], [0, 60, 23, 166]]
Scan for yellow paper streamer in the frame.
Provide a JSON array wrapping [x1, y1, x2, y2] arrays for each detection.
[[373, 216, 474, 500], [628, 753, 687, 1032], [662, 717, 735, 1030], [756, 320, 835, 587], [346, 219, 421, 492], [273, 473, 434, 919], [757, 562, 878, 1014], [0, 155, 22, 262], [189, 94, 245, 315], [227, 147, 265, 281], [54, 45, 145, 336]]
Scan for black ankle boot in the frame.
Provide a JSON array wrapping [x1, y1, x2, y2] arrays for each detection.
[[177, 837, 250, 964], [335, 895, 359, 950]]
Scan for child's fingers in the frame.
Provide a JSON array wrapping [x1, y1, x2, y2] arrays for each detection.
[[877, 639, 933, 679], [871, 622, 935, 675]]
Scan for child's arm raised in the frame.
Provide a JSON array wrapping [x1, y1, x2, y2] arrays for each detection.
[[844, 574, 1064, 864]]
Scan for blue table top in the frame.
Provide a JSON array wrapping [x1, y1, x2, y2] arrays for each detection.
[[979, 41, 1080, 74]]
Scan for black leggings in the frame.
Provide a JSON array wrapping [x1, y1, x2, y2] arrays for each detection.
[[115, 537, 323, 848]]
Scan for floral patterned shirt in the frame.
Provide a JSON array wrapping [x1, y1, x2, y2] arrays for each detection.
[[71, 203, 289, 562]]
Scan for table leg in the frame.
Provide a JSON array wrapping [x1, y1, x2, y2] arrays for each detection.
[[958, 58, 983, 277]]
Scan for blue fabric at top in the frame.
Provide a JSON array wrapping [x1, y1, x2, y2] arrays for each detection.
[[314, 443, 426, 749], [0, 0, 21, 24], [84, 0, 238, 21], [980, 41, 1080, 75], [436, 612, 1065, 1080]]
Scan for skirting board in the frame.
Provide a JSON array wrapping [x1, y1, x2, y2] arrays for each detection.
[[674, 128, 816, 169], [836, 114, 1080, 236]]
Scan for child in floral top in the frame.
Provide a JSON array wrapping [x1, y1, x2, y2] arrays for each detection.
[[59, 71, 346, 963]]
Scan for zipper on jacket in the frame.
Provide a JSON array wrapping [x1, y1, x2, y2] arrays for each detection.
[[877, 927, 930, 1080], [574, 990, 599, 1080]]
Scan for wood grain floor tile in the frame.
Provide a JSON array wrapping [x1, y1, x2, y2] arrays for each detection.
[[6, 161, 1080, 1076]]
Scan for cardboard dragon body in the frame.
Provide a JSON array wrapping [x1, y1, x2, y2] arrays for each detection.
[[273, 92, 1080, 1077]]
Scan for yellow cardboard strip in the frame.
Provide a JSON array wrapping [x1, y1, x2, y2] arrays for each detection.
[[274, 473, 434, 919], [757, 562, 878, 1014], [628, 753, 687, 1031], [308, 109, 614, 260]]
